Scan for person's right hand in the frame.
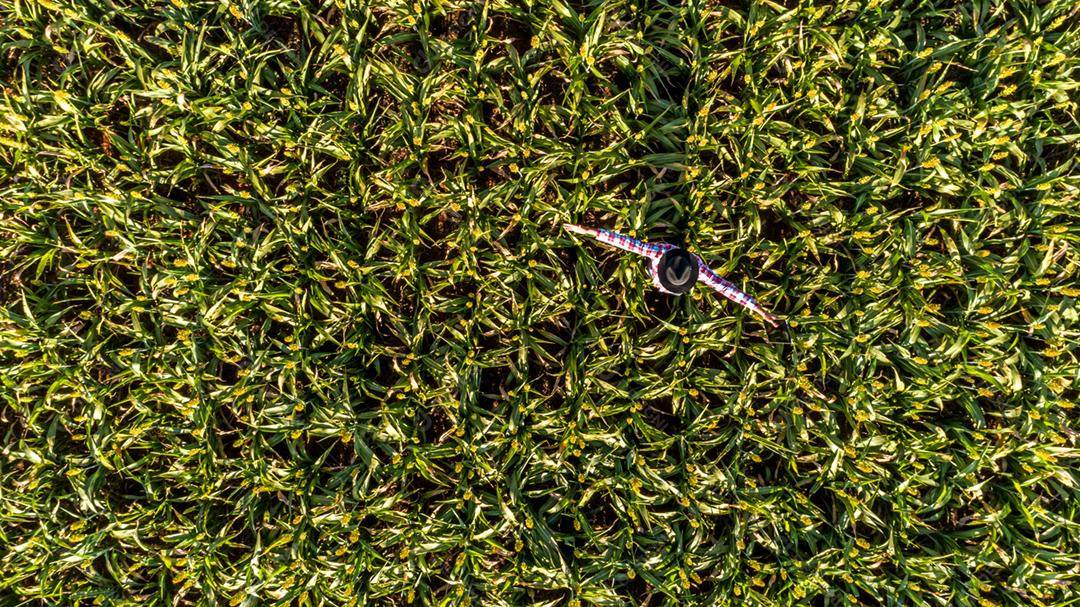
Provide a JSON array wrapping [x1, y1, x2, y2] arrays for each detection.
[[562, 223, 593, 236]]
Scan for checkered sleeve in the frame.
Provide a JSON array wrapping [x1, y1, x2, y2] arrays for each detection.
[[595, 229, 671, 260], [696, 256, 763, 314]]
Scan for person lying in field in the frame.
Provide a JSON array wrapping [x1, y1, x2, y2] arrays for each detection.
[[563, 223, 781, 328]]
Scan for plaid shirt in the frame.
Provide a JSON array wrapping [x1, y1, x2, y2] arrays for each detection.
[[596, 229, 674, 259], [593, 228, 766, 315]]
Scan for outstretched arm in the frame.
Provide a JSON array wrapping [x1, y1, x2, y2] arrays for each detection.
[[563, 224, 671, 260], [696, 257, 781, 327]]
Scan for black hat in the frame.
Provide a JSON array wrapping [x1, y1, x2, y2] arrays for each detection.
[[657, 248, 699, 294]]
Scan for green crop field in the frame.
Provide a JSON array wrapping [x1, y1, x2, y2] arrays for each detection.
[[2, 0, 1079, 605]]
